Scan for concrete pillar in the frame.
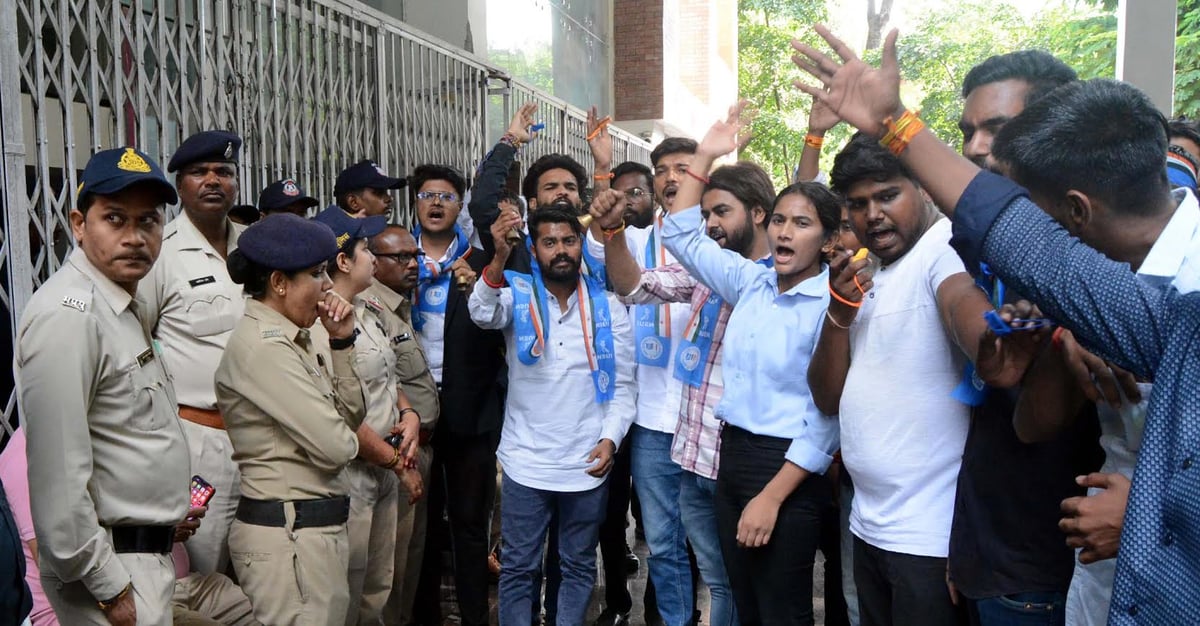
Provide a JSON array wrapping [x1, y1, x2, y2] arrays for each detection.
[[1116, 0, 1177, 114]]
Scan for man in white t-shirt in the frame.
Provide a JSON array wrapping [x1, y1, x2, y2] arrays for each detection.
[[808, 132, 997, 626]]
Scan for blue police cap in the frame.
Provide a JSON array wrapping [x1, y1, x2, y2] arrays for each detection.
[[167, 130, 242, 173], [236, 213, 338, 272], [312, 205, 387, 253], [333, 160, 406, 196], [258, 178, 320, 214], [77, 147, 177, 206]]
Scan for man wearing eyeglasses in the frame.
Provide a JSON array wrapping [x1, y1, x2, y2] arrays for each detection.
[[612, 161, 657, 230], [361, 224, 446, 626], [405, 164, 508, 626]]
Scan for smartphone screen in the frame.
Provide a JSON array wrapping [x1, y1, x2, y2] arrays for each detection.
[[190, 475, 216, 509]]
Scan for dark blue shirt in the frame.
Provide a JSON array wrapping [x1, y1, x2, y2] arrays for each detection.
[[950, 171, 1200, 624]]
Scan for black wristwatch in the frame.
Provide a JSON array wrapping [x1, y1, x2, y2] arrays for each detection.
[[329, 328, 360, 350]]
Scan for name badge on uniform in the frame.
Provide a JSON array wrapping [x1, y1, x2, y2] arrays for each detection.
[[392, 333, 412, 345], [188, 276, 216, 287], [136, 347, 155, 367]]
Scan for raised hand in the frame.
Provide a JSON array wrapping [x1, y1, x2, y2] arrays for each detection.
[[790, 25, 903, 137], [697, 100, 755, 160], [507, 102, 539, 143], [807, 95, 840, 134], [489, 209, 525, 262], [588, 188, 627, 230], [587, 105, 613, 170]]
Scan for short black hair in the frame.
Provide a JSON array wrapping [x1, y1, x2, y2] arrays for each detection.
[[521, 154, 587, 202], [829, 132, 918, 195], [408, 164, 467, 204], [650, 137, 697, 167], [707, 161, 775, 222], [1169, 117, 1200, 155], [527, 204, 584, 238], [962, 50, 1078, 104], [774, 182, 843, 237], [611, 161, 653, 188], [992, 79, 1170, 216]]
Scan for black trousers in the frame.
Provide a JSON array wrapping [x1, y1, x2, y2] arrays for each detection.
[[854, 537, 968, 626], [412, 430, 499, 626], [715, 425, 831, 626]]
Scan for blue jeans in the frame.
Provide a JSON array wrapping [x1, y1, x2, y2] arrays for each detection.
[[972, 592, 1066, 626], [497, 475, 607, 626], [630, 424, 694, 626], [679, 471, 739, 626]]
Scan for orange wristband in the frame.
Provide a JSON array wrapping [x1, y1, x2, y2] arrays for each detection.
[[828, 285, 862, 308], [804, 133, 825, 149]]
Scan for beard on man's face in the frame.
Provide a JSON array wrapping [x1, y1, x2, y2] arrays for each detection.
[[539, 252, 582, 283]]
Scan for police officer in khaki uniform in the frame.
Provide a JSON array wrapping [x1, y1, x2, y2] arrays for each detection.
[[139, 130, 245, 576], [312, 208, 424, 625], [365, 224, 443, 625], [258, 178, 320, 218], [16, 147, 190, 625], [215, 213, 366, 626]]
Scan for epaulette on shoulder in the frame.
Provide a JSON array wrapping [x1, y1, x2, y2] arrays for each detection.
[[363, 296, 385, 314]]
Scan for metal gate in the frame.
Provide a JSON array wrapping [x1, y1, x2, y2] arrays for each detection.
[[0, 0, 651, 440]]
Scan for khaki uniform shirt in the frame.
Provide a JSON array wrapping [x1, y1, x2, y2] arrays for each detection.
[[140, 213, 246, 410], [215, 299, 366, 501], [15, 249, 190, 602], [362, 280, 439, 429], [354, 298, 399, 436]]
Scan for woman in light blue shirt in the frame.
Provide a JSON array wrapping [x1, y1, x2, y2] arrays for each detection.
[[594, 102, 842, 625]]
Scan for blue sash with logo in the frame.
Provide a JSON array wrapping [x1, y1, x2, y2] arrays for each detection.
[[952, 263, 1004, 406], [412, 224, 471, 332], [505, 237, 616, 403], [673, 257, 773, 388], [634, 222, 672, 367]]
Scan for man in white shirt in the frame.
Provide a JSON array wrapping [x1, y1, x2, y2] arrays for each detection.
[[809, 132, 995, 626], [470, 205, 636, 626]]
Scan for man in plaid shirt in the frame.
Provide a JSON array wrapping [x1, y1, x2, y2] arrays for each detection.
[[588, 161, 775, 626]]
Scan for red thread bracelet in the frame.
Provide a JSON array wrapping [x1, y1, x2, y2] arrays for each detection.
[[481, 270, 505, 289], [686, 170, 709, 185]]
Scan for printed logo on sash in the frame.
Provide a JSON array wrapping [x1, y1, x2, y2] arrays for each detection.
[[425, 285, 448, 307], [679, 346, 702, 372], [640, 336, 664, 361]]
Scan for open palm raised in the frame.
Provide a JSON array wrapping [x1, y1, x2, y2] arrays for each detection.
[[790, 25, 905, 137]]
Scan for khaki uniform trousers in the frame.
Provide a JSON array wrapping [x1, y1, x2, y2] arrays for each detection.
[[346, 461, 399, 625], [42, 552, 175, 625], [171, 570, 261, 626], [229, 506, 350, 626], [383, 442, 432, 625], [181, 420, 241, 575]]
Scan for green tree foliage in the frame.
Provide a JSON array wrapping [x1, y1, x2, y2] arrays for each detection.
[[738, 0, 844, 185], [489, 47, 554, 93], [738, 0, 1199, 181]]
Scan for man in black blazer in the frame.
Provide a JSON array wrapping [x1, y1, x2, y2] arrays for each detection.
[[406, 163, 507, 626]]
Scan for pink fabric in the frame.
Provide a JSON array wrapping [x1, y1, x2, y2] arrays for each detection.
[[0, 429, 58, 626]]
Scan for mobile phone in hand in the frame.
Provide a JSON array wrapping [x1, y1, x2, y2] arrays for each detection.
[[190, 475, 216, 509]]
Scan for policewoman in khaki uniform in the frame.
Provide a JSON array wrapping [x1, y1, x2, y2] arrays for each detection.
[[16, 147, 190, 626], [140, 130, 246, 576], [214, 214, 366, 626], [312, 207, 424, 625]]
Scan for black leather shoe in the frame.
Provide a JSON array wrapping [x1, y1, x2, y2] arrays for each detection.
[[591, 609, 630, 626], [623, 544, 639, 575]]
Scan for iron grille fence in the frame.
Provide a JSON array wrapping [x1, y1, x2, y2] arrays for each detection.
[[0, 0, 651, 441]]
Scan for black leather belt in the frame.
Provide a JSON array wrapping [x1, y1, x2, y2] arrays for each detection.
[[235, 496, 349, 530], [111, 525, 174, 554]]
